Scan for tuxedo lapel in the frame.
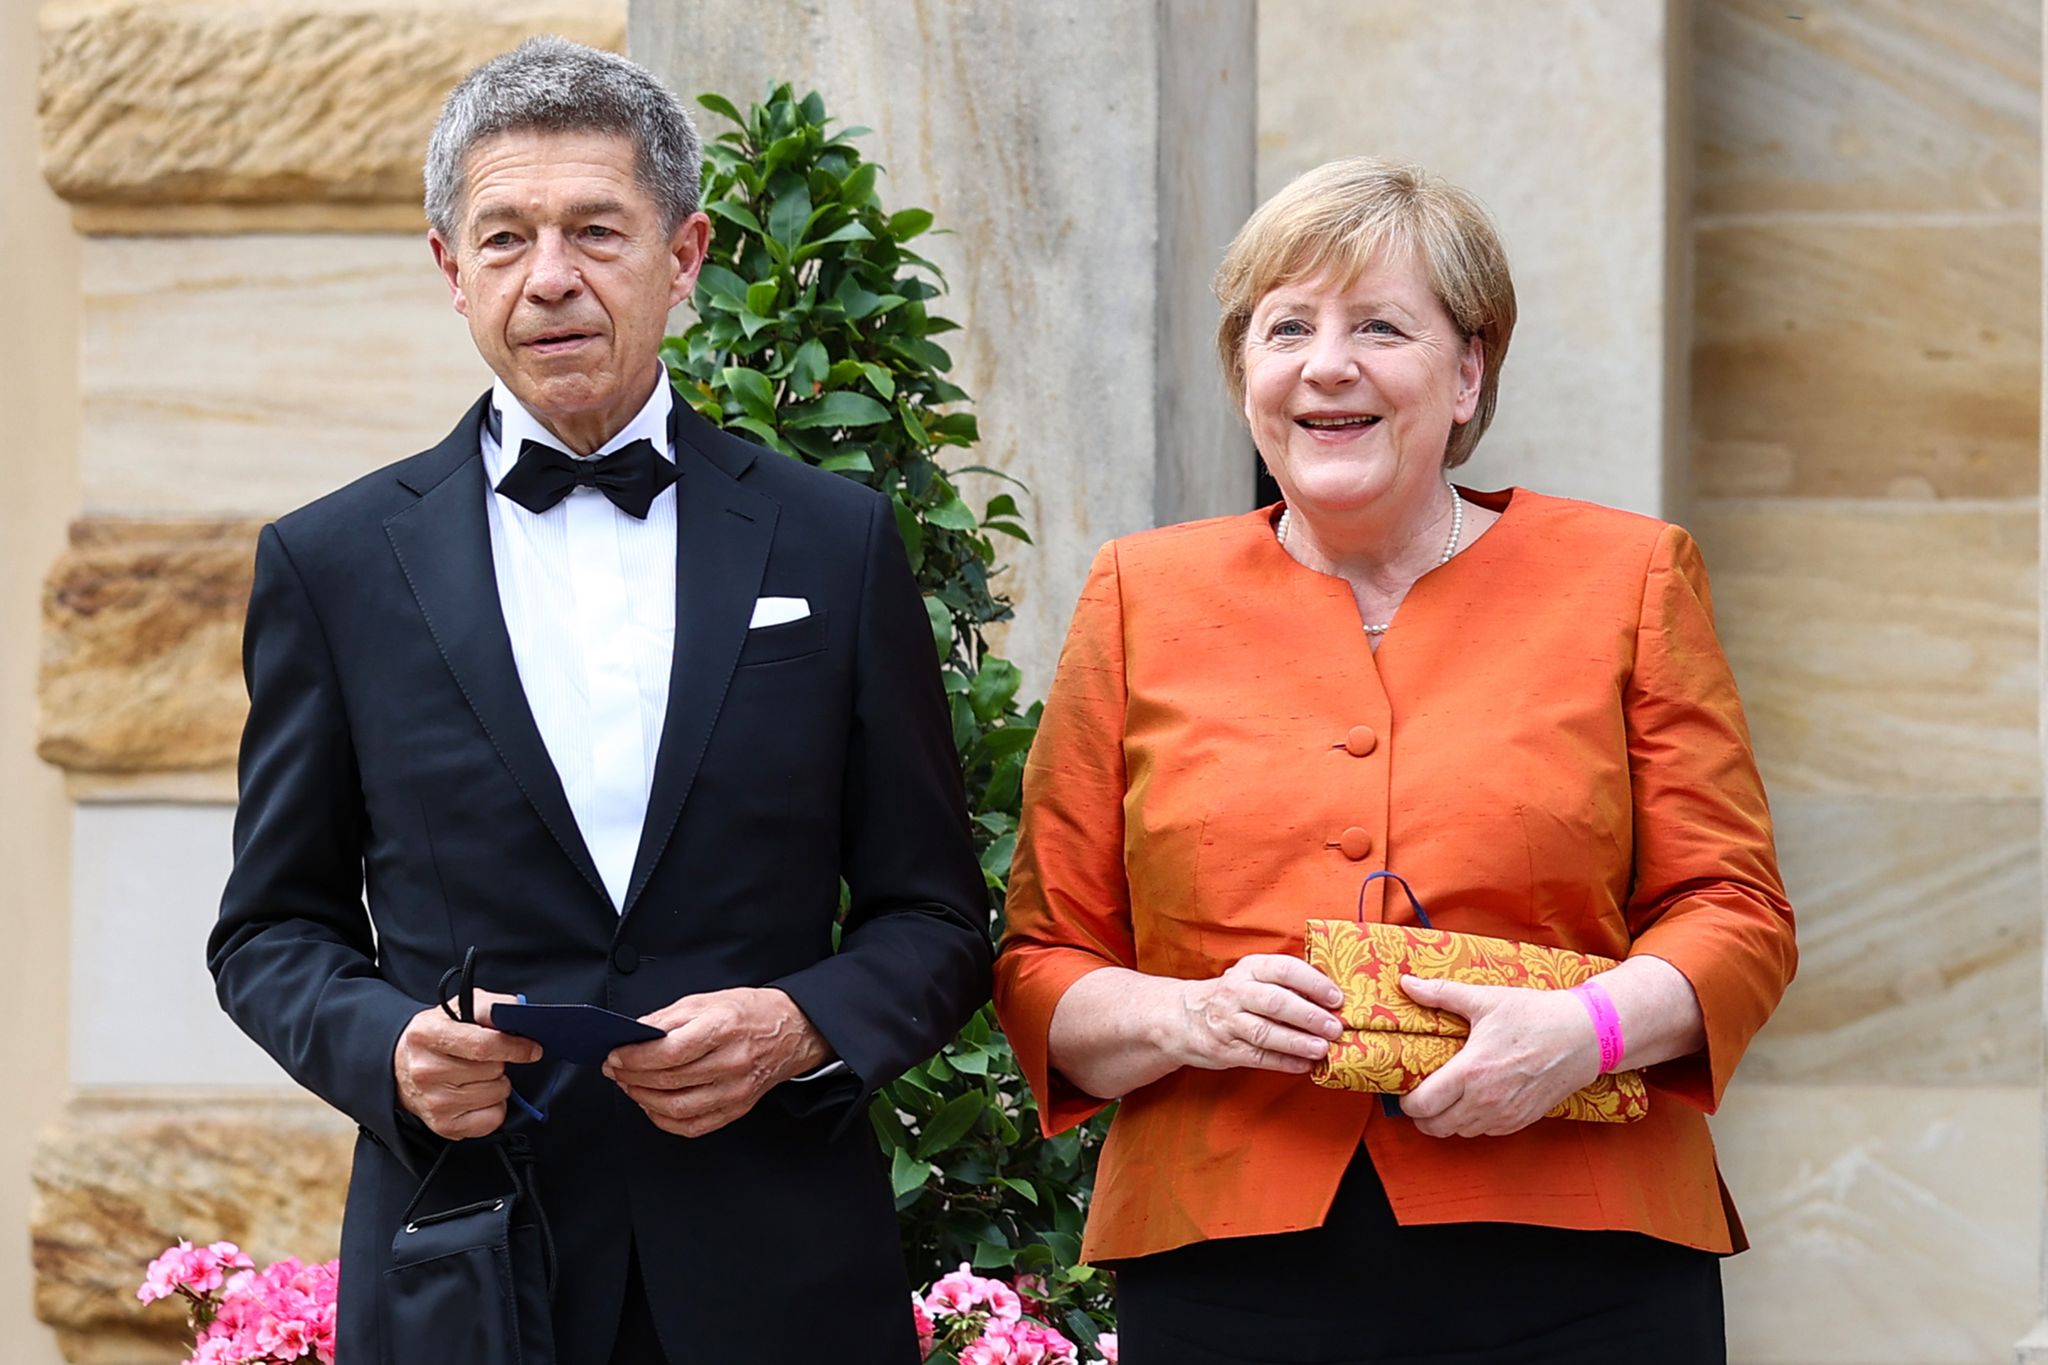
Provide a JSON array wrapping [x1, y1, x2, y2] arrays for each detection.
[[382, 398, 610, 908], [622, 401, 778, 918]]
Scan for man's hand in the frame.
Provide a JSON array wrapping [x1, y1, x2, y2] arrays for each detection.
[[1168, 954, 1345, 1075], [603, 988, 831, 1138], [392, 991, 542, 1140], [1397, 977, 1601, 1138]]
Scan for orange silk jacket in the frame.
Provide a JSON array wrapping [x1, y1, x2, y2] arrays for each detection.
[[994, 489, 1797, 1264]]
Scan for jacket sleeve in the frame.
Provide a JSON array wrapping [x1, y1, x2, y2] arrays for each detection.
[[1622, 523, 1798, 1113], [992, 544, 1134, 1137], [207, 524, 430, 1163], [769, 492, 994, 1131]]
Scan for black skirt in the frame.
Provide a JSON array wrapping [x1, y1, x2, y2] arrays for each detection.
[[1111, 1151, 1725, 1365]]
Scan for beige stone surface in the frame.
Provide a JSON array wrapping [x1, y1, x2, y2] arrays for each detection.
[[1693, 222, 2039, 500], [1741, 796, 2040, 1087], [1689, 498, 2038, 799], [1716, 1082, 2039, 1363], [1697, 0, 2040, 214], [4, 0, 78, 1359], [1258, 0, 1681, 517], [31, 1094, 351, 1364], [634, 0, 1257, 693], [79, 234, 492, 518], [38, 518, 260, 775], [39, 0, 625, 217]]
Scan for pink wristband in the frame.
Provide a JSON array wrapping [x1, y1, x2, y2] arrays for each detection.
[[1570, 981, 1625, 1073]]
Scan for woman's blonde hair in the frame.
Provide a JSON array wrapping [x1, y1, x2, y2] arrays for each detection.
[[1214, 157, 1517, 469]]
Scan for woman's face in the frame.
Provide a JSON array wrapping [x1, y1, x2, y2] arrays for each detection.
[[1241, 248, 1483, 518]]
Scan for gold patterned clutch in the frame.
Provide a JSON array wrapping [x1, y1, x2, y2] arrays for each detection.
[[1304, 875, 1649, 1124]]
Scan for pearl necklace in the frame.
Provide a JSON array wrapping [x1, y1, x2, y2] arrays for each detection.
[[1276, 484, 1465, 635]]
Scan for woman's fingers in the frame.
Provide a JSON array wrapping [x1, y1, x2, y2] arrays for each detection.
[[1228, 954, 1345, 1010]]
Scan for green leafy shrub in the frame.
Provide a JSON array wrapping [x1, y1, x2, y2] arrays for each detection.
[[662, 84, 1114, 1340]]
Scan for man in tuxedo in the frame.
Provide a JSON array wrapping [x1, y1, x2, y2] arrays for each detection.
[[208, 37, 991, 1364]]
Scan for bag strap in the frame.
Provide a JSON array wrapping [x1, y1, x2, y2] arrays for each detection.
[[1355, 870, 1434, 929], [395, 1135, 559, 1303], [1354, 871, 1433, 1120]]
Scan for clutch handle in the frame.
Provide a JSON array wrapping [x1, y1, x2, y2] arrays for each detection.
[[1355, 870, 1434, 930]]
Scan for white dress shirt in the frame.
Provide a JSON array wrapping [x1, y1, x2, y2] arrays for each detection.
[[482, 377, 676, 912]]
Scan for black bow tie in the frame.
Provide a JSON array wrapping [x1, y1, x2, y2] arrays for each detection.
[[494, 435, 676, 519]]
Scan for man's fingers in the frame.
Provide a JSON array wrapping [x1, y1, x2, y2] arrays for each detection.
[[619, 1079, 748, 1138], [431, 1098, 511, 1141], [417, 1010, 542, 1064], [607, 1010, 727, 1076]]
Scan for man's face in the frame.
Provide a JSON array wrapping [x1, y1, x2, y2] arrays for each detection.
[[430, 129, 709, 453]]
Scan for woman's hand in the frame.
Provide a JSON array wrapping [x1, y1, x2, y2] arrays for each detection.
[[1395, 977, 1600, 1138], [1171, 955, 1346, 1074], [1044, 957, 1344, 1101]]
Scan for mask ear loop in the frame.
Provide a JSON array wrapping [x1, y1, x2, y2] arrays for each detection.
[[1354, 870, 1434, 929]]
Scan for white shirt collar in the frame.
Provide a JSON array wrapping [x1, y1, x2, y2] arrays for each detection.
[[484, 373, 675, 484]]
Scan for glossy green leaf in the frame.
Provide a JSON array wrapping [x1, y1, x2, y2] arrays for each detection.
[[924, 495, 977, 531], [914, 1092, 985, 1159], [767, 181, 813, 249], [696, 92, 745, 126], [888, 207, 935, 240], [720, 366, 776, 426], [783, 390, 891, 429], [789, 337, 830, 393], [890, 1147, 935, 1198], [860, 363, 896, 402], [704, 200, 764, 235]]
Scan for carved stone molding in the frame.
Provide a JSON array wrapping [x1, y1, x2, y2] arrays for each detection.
[[39, 0, 626, 233]]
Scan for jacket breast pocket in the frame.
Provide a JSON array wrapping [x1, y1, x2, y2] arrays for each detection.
[[736, 608, 831, 667]]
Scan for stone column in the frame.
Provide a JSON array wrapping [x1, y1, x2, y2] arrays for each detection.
[[630, 0, 1259, 689], [1255, 0, 1686, 519], [2023, 12, 2048, 1360]]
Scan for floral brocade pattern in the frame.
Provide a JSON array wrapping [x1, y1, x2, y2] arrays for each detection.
[[1303, 920, 1650, 1124]]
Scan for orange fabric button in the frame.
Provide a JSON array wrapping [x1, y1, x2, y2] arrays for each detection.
[[1338, 827, 1373, 860], [1344, 726, 1378, 757]]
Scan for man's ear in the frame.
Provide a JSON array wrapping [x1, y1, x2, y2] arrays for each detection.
[[428, 230, 468, 317], [667, 211, 713, 310]]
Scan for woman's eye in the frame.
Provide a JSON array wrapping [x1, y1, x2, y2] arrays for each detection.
[[1271, 319, 1309, 338], [1362, 319, 1400, 337]]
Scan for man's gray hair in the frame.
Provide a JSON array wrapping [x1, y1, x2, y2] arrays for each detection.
[[425, 36, 701, 241]]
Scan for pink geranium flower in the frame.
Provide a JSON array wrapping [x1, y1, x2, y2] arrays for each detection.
[[1089, 1331, 1118, 1364], [137, 1239, 337, 1365], [924, 1263, 1024, 1323]]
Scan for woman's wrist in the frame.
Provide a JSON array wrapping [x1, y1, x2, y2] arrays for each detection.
[[1568, 979, 1626, 1073]]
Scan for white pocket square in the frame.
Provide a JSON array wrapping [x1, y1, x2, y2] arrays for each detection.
[[749, 595, 811, 628]]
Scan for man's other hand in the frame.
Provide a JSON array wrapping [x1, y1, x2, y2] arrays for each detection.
[[603, 988, 831, 1138], [392, 991, 542, 1140]]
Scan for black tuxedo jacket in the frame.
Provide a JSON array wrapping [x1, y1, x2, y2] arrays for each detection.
[[208, 391, 992, 1364]]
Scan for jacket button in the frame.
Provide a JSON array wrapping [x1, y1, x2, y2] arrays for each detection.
[[1338, 827, 1373, 860], [613, 943, 639, 974], [1344, 726, 1378, 757]]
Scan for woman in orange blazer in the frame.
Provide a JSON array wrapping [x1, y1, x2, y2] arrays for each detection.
[[994, 158, 1797, 1365]]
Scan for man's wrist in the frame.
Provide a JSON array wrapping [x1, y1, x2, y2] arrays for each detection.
[[766, 988, 834, 1079]]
